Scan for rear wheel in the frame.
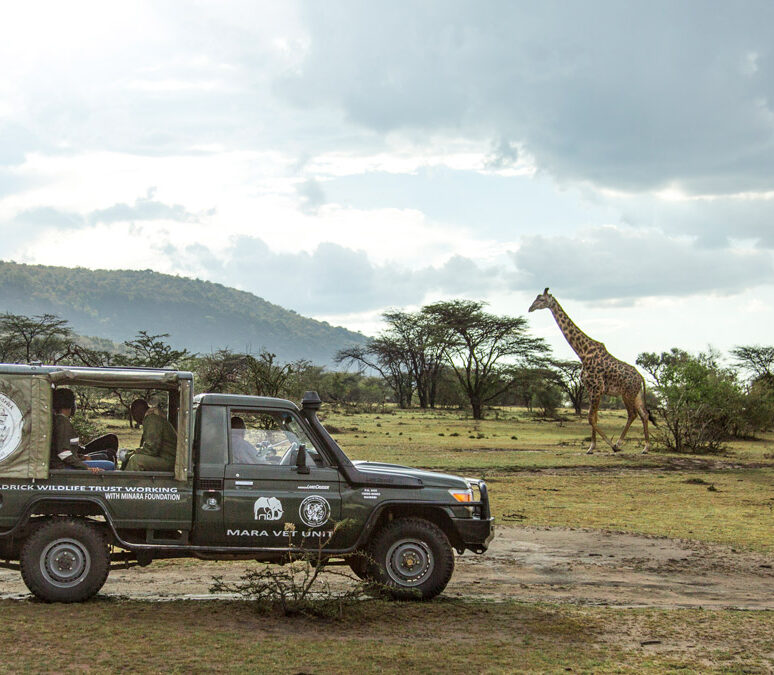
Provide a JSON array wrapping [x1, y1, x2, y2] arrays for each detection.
[[367, 517, 454, 600], [20, 519, 110, 602]]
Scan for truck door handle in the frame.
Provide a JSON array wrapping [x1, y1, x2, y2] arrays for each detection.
[[234, 480, 254, 486]]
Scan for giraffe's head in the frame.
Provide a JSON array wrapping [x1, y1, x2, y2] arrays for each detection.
[[528, 287, 553, 312]]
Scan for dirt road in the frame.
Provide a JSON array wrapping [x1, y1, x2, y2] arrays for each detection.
[[1, 526, 772, 608], [448, 527, 774, 609]]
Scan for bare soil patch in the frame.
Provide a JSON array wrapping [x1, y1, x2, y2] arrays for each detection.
[[1, 526, 771, 609], [448, 526, 774, 609]]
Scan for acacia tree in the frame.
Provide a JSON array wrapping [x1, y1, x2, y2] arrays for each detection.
[[730, 345, 774, 380], [194, 349, 249, 394], [118, 330, 191, 369], [335, 337, 414, 408], [113, 331, 192, 426], [243, 351, 301, 398], [422, 300, 550, 419], [731, 345, 774, 395], [381, 309, 450, 408], [550, 360, 585, 415], [0, 313, 75, 364]]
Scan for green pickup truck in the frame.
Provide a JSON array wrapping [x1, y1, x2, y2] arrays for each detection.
[[0, 364, 494, 602]]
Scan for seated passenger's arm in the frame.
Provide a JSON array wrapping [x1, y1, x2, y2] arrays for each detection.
[[53, 416, 90, 470]]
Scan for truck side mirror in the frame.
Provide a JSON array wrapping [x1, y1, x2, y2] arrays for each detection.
[[295, 443, 310, 474]]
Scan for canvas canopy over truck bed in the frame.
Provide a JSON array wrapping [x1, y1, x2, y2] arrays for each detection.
[[0, 364, 193, 481]]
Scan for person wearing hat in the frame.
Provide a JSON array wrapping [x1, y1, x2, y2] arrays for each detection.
[[50, 388, 117, 472], [122, 398, 177, 472]]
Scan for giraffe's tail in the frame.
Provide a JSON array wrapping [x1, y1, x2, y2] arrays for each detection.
[[640, 374, 658, 427]]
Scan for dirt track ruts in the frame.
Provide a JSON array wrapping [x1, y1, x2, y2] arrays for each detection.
[[1, 526, 771, 609]]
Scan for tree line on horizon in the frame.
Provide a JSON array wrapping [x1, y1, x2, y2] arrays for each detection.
[[1, 309, 773, 454]]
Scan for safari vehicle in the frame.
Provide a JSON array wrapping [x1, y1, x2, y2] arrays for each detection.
[[0, 364, 493, 602]]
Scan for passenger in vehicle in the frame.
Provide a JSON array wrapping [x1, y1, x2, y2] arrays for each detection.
[[230, 416, 262, 464], [122, 398, 177, 472], [50, 388, 116, 472]]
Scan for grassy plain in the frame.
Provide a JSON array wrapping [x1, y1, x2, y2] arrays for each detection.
[[8, 404, 768, 673], [1, 598, 772, 673], [322, 406, 774, 552]]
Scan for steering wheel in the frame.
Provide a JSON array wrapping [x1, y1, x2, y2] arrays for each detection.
[[278, 441, 301, 466]]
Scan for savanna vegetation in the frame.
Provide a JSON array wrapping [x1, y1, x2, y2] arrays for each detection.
[[2, 306, 773, 672], [0, 598, 771, 673]]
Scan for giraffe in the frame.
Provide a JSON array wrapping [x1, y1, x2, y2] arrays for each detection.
[[528, 288, 655, 454]]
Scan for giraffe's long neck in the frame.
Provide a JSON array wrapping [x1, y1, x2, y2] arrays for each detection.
[[548, 298, 599, 358]]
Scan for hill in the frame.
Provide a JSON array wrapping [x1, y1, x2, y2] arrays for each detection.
[[0, 262, 367, 364]]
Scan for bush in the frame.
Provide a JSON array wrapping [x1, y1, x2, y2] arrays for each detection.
[[637, 349, 774, 454], [70, 412, 108, 443], [530, 383, 563, 418], [210, 522, 372, 618]]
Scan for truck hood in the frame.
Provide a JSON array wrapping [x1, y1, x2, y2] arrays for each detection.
[[351, 460, 469, 489]]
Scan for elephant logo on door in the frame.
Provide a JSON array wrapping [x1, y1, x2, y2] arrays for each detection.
[[253, 496, 283, 521]]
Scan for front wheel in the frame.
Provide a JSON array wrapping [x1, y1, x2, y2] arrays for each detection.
[[367, 518, 454, 600], [20, 519, 110, 602]]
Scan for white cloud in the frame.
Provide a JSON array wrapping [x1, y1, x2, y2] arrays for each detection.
[[1, 0, 774, 363], [511, 226, 774, 301]]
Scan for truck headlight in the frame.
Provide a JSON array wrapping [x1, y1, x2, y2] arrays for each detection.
[[448, 488, 474, 503]]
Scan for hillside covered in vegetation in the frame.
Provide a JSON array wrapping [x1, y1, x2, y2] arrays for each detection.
[[0, 262, 366, 364]]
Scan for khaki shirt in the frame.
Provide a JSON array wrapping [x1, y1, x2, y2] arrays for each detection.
[[138, 412, 177, 460]]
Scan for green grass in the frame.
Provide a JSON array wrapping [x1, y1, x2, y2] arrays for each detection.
[[0, 598, 771, 673], [92, 405, 774, 551], [321, 406, 774, 552], [324, 406, 774, 468], [489, 470, 774, 551]]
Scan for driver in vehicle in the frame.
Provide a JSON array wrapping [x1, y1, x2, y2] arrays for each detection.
[[230, 416, 262, 464]]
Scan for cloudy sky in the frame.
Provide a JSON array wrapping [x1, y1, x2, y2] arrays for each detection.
[[2, 0, 774, 363]]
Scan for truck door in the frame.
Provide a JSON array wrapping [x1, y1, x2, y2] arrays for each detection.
[[221, 408, 341, 549]]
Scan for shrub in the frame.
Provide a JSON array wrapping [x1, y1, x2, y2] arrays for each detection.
[[637, 349, 774, 454], [70, 412, 108, 442], [530, 383, 563, 418], [210, 522, 371, 618]]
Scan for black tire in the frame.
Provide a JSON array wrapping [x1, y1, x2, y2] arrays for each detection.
[[367, 517, 454, 600], [20, 518, 110, 603]]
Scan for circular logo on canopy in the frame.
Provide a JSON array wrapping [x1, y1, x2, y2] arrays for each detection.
[[0, 393, 23, 464], [299, 495, 330, 528]]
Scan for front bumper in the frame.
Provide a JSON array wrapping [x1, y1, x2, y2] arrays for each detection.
[[451, 478, 495, 553], [452, 516, 495, 553]]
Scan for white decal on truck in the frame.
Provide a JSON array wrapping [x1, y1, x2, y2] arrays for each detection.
[[253, 496, 283, 521], [226, 528, 334, 538], [0, 393, 23, 463], [0, 484, 182, 501], [299, 495, 330, 528]]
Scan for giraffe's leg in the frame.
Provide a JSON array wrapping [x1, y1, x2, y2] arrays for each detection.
[[635, 392, 651, 454], [587, 390, 616, 453], [586, 389, 599, 454], [613, 397, 637, 452]]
